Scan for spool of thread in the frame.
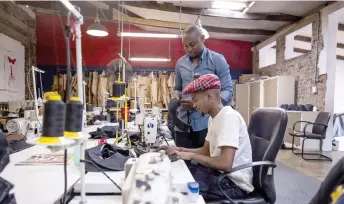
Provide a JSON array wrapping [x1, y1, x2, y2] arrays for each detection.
[[112, 81, 125, 98], [41, 95, 66, 143], [130, 100, 135, 109], [121, 107, 130, 121], [64, 97, 83, 138]]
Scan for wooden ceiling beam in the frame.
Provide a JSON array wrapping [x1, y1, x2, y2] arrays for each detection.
[[116, 1, 301, 22], [339, 23, 344, 32], [112, 9, 275, 36], [16, 1, 115, 20], [293, 47, 310, 54], [338, 43, 344, 49], [294, 35, 312, 43], [293, 35, 344, 49], [17, 1, 276, 36]]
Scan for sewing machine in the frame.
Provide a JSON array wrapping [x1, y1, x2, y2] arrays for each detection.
[[122, 152, 182, 204], [5, 110, 41, 138], [133, 106, 165, 155]]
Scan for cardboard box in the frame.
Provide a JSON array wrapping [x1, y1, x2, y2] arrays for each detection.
[[239, 74, 260, 84]]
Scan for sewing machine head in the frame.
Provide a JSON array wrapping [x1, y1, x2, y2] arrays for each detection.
[[122, 151, 181, 204], [134, 107, 162, 146]]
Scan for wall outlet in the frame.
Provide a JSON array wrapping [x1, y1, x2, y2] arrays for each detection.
[[312, 86, 318, 94]]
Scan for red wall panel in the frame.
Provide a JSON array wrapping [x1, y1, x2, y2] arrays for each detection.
[[36, 13, 252, 70]]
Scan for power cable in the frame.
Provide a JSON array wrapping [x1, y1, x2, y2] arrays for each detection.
[[80, 159, 122, 191]]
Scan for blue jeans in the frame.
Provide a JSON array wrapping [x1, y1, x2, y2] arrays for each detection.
[[175, 128, 207, 149], [188, 165, 248, 202]]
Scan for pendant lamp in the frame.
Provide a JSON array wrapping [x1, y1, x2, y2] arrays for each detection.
[[87, 1, 108, 37]]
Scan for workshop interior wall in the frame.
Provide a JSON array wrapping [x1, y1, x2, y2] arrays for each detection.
[[0, 34, 25, 101], [252, 14, 327, 111], [0, 2, 36, 101], [35, 13, 253, 78]]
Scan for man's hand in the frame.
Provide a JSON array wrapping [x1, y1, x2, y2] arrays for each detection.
[[158, 146, 180, 156], [180, 99, 194, 109], [176, 151, 195, 160]]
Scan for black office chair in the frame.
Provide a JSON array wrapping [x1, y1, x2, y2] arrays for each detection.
[[309, 156, 344, 204], [210, 108, 288, 204], [289, 112, 332, 161]]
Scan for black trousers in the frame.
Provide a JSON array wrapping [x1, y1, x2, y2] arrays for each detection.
[[175, 128, 207, 148], [189, 165, 248, 201]]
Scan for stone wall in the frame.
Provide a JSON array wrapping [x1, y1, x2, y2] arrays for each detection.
[[252, 13, 327, 111], [0, 2, 36, 100]]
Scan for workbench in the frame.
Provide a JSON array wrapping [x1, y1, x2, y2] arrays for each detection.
[[1, 123, 206, 204]]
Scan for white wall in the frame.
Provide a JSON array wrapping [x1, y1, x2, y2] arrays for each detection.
[[0, 33, 25, 102], [318, 1, 344, 75], [334, 59, 344, 114], [259, 41, 276, 68], [323, 7, 344, 151], [285, 23, 312, 60]]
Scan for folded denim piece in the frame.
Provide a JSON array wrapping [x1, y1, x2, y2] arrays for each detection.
[[0, 133, 10, 173], [101, 126, 117, 135], [89, 126, 120, 139], [89, 128, 107, 139], [0, 177, 14, 203], [0, 193, 16, 204], [87, 144, 133, 171]]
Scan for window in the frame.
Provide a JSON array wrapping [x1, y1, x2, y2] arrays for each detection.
[[285, 23, 313, 60], [259, 41, 276, 68]]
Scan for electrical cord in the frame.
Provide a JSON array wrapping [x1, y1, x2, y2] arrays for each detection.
[[62, 149, 67, 204], [80, 159, 122, 191]]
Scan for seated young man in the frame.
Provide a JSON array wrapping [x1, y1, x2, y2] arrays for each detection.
[[164, 74, 254, 201]]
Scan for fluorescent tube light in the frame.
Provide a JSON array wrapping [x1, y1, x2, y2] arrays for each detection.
[[119, 32, 180, 38], [129, 58, 171, 62], [211, 1, 247, 11], [243, 2, 255, 13]]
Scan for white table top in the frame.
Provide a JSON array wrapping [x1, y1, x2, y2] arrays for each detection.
[[1, 123, 205, 204], [1, 145, 81, 204], [69, 195, 205, 204]]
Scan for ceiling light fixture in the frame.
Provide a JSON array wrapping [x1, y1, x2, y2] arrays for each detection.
[[129, 57, 171, 62], [87, 19, 108, 37], [211, 1, 247, 11], [243, 2, 255, 13], [87, 1, 108, 37], [118, 32, 180, 38]]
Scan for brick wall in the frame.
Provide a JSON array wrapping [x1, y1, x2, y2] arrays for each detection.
[[252, 13, 327, 111], [0, 2, 36, 100]]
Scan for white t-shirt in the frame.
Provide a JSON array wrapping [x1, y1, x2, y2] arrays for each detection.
[[205, 106, 254, 193]]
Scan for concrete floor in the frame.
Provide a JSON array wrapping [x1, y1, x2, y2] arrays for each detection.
[[277, 150, 344, 181]]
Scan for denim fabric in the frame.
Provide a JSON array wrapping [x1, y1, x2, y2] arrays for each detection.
[[175, 128, 207, 149], [189, 165, 248, 202], [175, 48, 233, 132]]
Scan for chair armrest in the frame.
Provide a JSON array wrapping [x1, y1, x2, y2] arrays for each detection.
[[292, 120, 312, 132], [303, 122, 328, 136], [216, 161, 276, 204], [217, 161, 276, 182]]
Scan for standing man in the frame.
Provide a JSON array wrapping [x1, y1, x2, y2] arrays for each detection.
[[174, 24, 233, 149]]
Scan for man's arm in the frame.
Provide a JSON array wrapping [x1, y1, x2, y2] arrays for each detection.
[[215, 54, 233, 105], [179, 141, 210, 156], [177, 114, 241, 172], [174, 62, 182, 93], [190, 146, 236, 172]]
